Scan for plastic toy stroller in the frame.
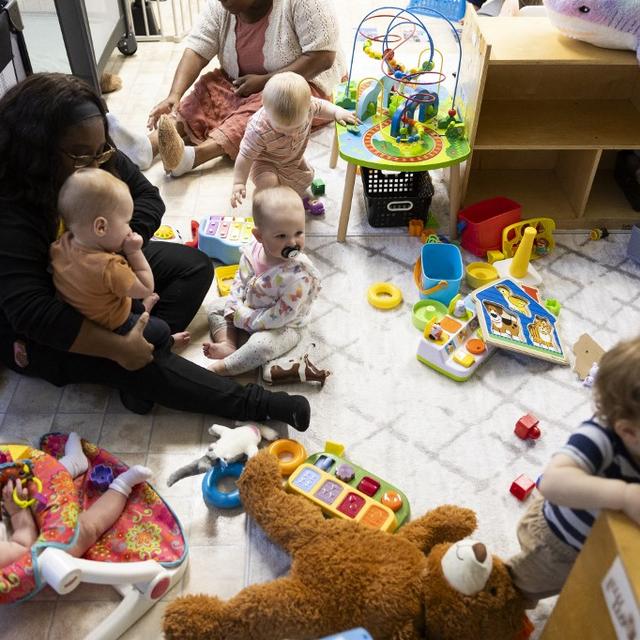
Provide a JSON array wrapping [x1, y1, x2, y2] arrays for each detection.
[[0, 433, 188, 640]]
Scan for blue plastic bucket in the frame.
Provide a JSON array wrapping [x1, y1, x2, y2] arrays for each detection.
[[414, 243, 462, 305]]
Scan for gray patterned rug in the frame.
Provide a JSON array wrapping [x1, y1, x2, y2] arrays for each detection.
[[241, 127, 640, 638]]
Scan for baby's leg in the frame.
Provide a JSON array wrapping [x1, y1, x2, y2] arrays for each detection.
[[70, 465, 152, 558], [203, 298, 238, 359], [203, 321, 238, 360], [212, 327, 301, 376], [59, 432, 88, 478], [252, 167, 280, 193]]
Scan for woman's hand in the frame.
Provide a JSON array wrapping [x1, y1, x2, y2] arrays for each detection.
[[116, 313, 155, 371], [148, 94, 180, 130], [231, 183, 247, 208], [233, 74, 269, 97], [334, 107, 359, 127]]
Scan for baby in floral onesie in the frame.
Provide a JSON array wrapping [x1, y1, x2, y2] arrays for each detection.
[[203, 185, 321, 376], [229, 71, 357, 214]]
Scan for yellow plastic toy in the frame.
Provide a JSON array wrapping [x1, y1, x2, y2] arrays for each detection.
[[267, 439, 308, 476], [492, 227, 542, 287], [152, 225, 182, 242], [367, 282, 403, 310], [215, 264, 239, 297], [501, 218, 555, 261]]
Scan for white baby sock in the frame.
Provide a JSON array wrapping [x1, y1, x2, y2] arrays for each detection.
[[59, 432, 89, 478], [170, 145, 196, 178], [106, 113, 153, 170], [109, 465, 153, 497]]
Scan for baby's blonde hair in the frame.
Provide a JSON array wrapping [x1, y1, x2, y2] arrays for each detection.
[[252, 185, 304, 228], [58, 168, 130, 230], [262, 72, 311, 127], [594, 336, 640, 428]]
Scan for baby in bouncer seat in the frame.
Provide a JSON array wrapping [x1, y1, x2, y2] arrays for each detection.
[[0, 432, 152, 568]]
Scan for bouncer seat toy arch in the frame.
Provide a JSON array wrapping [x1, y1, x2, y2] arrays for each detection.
[[0, 433, 188, 640]]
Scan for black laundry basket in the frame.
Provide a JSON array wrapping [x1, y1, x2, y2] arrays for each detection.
[[361, 167, 434, 227]]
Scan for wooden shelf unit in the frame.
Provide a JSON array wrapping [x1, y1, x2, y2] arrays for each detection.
[[461, 15, 640, 229]]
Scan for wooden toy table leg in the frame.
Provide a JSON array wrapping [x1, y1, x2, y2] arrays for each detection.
[[449, 161, 462, 240], [330, 128, 339, 169], [337, 162, 357, 242]]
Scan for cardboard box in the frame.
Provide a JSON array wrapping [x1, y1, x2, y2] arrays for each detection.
[[541, 511, 640, 639]]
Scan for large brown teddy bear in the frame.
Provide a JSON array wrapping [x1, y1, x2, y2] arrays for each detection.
[[164, 450, 529, 640]]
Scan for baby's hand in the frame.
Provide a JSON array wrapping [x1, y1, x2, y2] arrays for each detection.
[[334, 107, 359, 127], [231, 184, 246, 208], [2, 479, 28, 517], [623, 483, 640, 524], [122, 231, 144, 255]]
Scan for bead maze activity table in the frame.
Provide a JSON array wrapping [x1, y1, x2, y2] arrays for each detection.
[[330, 7, 481, 242]]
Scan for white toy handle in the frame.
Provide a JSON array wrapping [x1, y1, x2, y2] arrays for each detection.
[[39, 547, 163, 592]]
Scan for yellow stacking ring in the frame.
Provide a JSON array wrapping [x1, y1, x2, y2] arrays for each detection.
[[13, 475, 42, 509], [268, 439, 308, 476], [367, 282, 403, 310]]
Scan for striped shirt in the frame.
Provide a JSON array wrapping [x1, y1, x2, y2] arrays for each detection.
[[543, 419, 640, 550]]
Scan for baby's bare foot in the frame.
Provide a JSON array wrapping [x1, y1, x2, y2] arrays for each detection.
[[172, 331, 191, 350], [142, 293, 160, 313], [202, 341, 236, 360]]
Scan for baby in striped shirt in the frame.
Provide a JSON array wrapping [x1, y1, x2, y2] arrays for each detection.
[[508, 335, 640, 606], [230, 72, 357, 213]]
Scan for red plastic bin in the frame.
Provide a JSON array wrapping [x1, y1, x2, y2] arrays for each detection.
[[458, 197, 521, 258]]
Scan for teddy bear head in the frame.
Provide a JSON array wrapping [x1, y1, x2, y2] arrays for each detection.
[[421, 539, 528, 640]]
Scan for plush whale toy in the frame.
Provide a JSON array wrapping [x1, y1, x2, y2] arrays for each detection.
[[543, 0, 640, 62]]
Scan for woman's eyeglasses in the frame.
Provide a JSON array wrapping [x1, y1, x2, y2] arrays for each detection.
[[61, 143, 116, 169]]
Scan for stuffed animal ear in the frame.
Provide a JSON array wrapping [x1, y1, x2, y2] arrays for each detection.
[[257, 425, 280, 442], [396, 505, 477, 555]]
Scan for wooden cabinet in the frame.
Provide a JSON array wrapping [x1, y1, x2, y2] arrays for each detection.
[[461, 14, 640, 229]]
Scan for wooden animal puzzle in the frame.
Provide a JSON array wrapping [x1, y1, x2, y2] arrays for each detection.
[[287, 445, 410, 533], [472, 278, 568, 365]]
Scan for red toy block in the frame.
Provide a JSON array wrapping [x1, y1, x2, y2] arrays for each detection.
[[515, 414, 541, 441], [510, 474, 535, 501]]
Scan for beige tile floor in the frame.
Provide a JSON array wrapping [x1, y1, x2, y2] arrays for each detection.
[[0, 3, 472, 638]]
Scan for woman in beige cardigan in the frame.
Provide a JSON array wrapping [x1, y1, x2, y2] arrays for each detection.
[[109, 0, 345, 177]]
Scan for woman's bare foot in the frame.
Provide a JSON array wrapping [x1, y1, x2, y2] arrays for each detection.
[[172, 331, 191, 350], [202, 341, 236, 360], [142, 292, 160, 313]]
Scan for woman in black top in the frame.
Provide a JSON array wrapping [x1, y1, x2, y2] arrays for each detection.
[[0, 73, 310, 430]]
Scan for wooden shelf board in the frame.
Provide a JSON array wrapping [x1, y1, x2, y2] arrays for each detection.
[[474, 100, 640, 149], [464, 168, 579, 221], [583, 170, 639, 229], [478, 18, 639, 66]]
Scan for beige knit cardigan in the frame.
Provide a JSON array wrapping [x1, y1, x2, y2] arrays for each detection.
[[185, 0, 346, 97]]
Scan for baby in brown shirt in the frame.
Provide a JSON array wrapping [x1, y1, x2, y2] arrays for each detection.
[[50, 168, 190, 350]]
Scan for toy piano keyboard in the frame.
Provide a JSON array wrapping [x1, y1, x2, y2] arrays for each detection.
[[198, 215, 254, 264], [287, 449, 410, 533], [416, 294, 495, 381]]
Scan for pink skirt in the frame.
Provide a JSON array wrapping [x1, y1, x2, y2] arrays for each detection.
[[177, 69, 330, 160]]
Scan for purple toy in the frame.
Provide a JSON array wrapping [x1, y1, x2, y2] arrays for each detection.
[[303, 196, 325, 216], [90, 464, 114, 492], [335, 463, 355, 483]]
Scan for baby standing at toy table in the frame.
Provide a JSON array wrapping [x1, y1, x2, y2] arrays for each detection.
[[0, 432, 152, 568], [508, 335, 640, 606], [51, 169, 191, 351], [204, 185, 322, 384], [230, 72, 358, 215]]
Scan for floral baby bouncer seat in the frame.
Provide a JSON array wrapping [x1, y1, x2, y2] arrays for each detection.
[[0, 433, 188, 640]]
